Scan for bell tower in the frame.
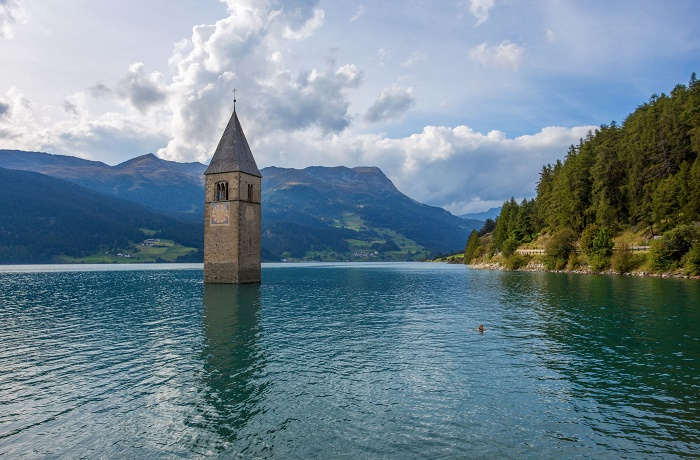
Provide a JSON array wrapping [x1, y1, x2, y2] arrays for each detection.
[[203, 101, 262, 284]]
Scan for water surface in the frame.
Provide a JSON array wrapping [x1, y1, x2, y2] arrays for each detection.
[[1, 263, 699, 458]]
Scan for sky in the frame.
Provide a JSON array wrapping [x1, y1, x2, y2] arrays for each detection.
[[1, 0, 699, 214]]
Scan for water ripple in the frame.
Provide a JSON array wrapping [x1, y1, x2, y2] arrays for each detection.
[[1, 264, 699, 458]]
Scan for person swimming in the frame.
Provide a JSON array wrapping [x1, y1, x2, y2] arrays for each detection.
[[477, 325, 484, 332]]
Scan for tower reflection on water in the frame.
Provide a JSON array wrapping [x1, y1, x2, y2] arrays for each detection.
[[200, 284, 266, 443]]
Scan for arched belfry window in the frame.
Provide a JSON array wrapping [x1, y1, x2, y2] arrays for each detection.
[[215, 181, 229, 201], [247, 183, 254, 201]]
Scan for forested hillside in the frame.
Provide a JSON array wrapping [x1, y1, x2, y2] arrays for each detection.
[[0, 168, 203, 263], [474, 74, 700, 274]]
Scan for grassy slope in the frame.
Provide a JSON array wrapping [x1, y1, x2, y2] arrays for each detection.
[[57, 238, 197, 264]]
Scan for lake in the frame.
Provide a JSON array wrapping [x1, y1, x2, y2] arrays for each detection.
[[1, 262, 699, 458]]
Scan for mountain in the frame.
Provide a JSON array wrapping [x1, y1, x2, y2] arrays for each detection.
[[0, 150, 206, 221], [260, 166, 481, 260], [1, 150, 480, 261], [0, 167, 203, 263], [459, 206, 501, 222]]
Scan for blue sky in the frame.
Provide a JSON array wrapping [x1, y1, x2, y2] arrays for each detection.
[[1, 0, 699, 213]]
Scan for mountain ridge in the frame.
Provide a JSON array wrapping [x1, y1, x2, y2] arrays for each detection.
[[260, 165, 481, 259], [0, 149, 206, 220], [460, 207, 501, 221], [0, 149, 480, 261]]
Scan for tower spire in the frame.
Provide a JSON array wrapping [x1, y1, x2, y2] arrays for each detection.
[[204, 104, 261, 177]]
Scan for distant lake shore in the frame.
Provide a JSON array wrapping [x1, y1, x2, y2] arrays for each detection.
[[467, 260, 700, 280]]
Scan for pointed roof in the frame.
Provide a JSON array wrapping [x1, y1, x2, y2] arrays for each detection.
[[204, 110, 261, 177]]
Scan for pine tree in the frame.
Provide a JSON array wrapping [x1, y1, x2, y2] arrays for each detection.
[[464, 230, 480, 264]]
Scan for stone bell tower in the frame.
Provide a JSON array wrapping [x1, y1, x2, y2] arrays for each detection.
[[203, 103, 262, 284]]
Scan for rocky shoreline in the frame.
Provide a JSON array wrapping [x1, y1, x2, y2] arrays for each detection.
[[467, 261, 700, 280]]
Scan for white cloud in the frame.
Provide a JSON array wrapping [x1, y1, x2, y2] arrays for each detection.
[[400, 51, 427, 67], [0, 86, 167, 163], [349, 5, 365, 23], [87, 83, 112, 98], [0, 0, 27, 39], [0, 98, 9, 117], [2, 86, 31, 122], [249, 122, 595, 214], [365, 85, 415, 123], [254, 63, 363, 133], [131, 1, 360, 164], [117, 63, 168, 114], [376, 47, 392, 66], [60, 102, 78, 118], [469, 0, 495, 26], [282, 8, 325, 40], [375, 124, 595, 214], [469, 40, 525, 70], [546, 28, 556, 42]]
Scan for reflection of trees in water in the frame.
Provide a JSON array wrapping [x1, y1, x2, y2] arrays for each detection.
[[195, 284, 266, 449], [499, 272, 700, 452]]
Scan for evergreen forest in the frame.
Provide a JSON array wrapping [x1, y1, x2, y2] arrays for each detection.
[[0, 168, 203, 263], [468, 73, 700, 275]]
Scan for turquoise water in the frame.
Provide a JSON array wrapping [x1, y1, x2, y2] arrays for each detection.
[[1, 262, 699, 458]]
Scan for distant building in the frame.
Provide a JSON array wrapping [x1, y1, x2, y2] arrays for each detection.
[[203, 105, 262, 284]]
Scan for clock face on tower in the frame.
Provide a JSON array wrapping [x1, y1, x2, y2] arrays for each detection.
[[210, 202, 229, 225]]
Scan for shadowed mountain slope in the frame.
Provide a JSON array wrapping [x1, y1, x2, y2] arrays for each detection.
[[0, 150, 206, 220], [0, 167, 202, 263]]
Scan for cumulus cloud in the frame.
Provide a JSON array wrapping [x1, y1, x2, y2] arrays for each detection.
[[117, 63, 168, 113], [365, 85, 415, 123], [381, 124, 595, 214], [257, 63, 363, 133], [88, 82, 112, 98], [153, 1, 367, 162], [0, 86, 168, 163], [249, 122, 595, 214], [282, 8, 324, 40], [2, 86, 31, 120], [0, 87, 49, 143], [62, 100, 80, 117], [469, 40, 525, 70], [0, 0, 27, 39], [469, 0, 495, 26], [0, 98, 9, 117], [366, 124, 597, 214]]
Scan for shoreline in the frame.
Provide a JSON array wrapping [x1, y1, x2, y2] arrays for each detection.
[[467, 261, 700, 280]]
